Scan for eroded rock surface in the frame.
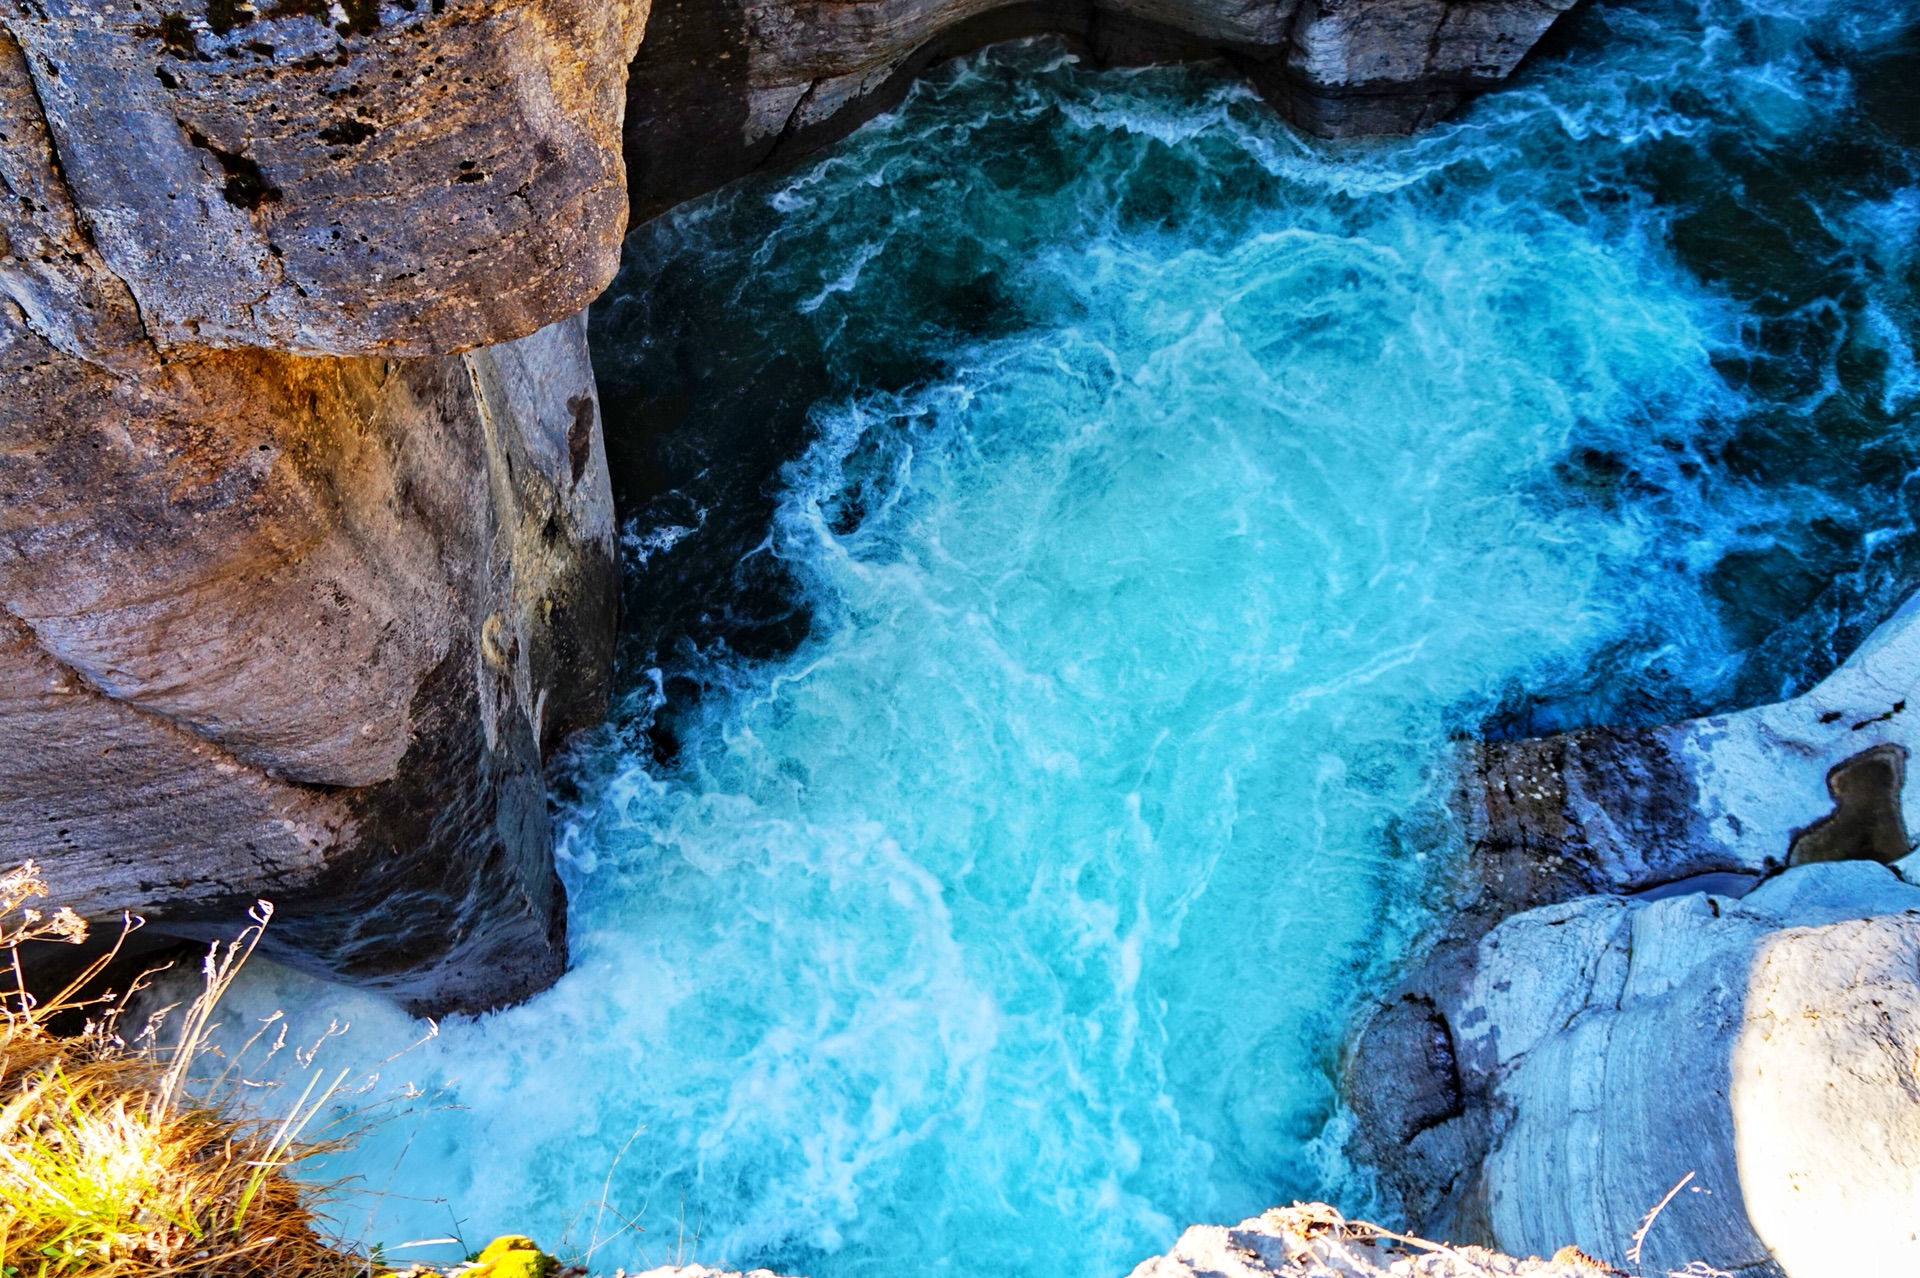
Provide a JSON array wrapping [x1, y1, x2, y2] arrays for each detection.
[[1, 0, 633, 1011], [0, 305, 617, 1013], [1351, 854, 1920, 1276], [4, 0, 648, 356], [1348, 593, 1920, 1273], [1464, 589, 1920, 907], [622, 0, 1582, 222]]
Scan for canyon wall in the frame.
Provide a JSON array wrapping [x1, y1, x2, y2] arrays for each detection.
[[0, 0, 646, 1013], [1347, 593, 1920, 1275], [624, 0, 1582, 221]]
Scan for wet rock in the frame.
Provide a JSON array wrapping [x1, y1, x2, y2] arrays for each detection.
[[1786, 742, 1910, 866], [1463, 589, 1920, 905], [3, 0, 648, 355], [1347, 994, 1464, 1147], [622, 0, 1583, 224]]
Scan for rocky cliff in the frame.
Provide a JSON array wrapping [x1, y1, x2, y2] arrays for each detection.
[[2, 0, 1573, 1012], [623, 0, 1582, 221], [0, 0, 646, 1013]]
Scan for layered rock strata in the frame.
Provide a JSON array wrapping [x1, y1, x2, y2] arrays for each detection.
[[1353, 862, 1920, 1277], [623, 0, 1582, 222], [1348, 594, 1920, 1274], [0, 0, 645, 1013]]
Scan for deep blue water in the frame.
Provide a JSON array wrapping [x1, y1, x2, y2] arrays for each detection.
[[223, 1, 1918, 1275]]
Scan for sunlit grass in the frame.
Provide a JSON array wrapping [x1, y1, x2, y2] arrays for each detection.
[[0, 864, 363, 1278]]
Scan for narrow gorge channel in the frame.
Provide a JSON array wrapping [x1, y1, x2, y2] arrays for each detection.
[[211, 0, 1919, 1274]]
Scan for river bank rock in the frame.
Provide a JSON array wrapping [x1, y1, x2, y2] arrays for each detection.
[[622, 0, 1582, 222], [1462, 589, 1920, 912], [1347, 593, 1920, 1274]]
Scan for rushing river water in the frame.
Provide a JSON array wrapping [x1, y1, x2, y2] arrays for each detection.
[[221, 1, 1918, 1274]]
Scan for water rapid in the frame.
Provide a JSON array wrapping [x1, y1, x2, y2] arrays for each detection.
[[219, 2, 1919, 1275]]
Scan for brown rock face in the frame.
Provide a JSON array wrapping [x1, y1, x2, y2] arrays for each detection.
[[0, 303, 617, 1013], [623, 0, 1580, 223], [0, 2, 636, 1013], [6, 0, 647, 356]]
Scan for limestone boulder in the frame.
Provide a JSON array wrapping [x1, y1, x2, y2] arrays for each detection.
[[1353, 858, 1920, 1276]]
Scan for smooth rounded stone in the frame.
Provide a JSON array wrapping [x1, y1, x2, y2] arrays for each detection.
[[1359, 859, 1920, 1276], [622, 0, 1582, 223], [1733, 914, 1920, 1277], [1125, 1205, 1620, 1277], [2, 0, 648, 356], [0, 305, 617, 1015]]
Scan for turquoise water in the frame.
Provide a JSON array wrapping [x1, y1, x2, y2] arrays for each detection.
[[221, 2, 1918, 1275]]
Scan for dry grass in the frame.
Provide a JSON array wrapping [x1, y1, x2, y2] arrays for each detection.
[[0, 863, 367, 1278]]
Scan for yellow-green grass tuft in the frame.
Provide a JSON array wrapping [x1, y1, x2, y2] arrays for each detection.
[[0, 863, 362, 1278]]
